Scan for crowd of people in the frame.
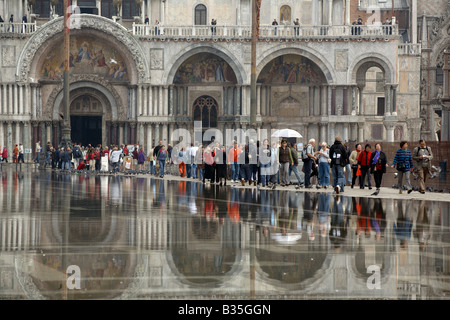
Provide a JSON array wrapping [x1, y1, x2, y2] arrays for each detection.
[[0, 137, 439, 195]]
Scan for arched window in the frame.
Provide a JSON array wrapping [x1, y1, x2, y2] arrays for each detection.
[[193, 96, 218, 128], [280, 5, 291, 23], [195, 4, 207, 25]]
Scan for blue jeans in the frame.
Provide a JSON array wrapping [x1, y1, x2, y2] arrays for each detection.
[[63, 161, 71, 170], [289, 164, 304, 185], [303, 159, 313, 187], [319, 162, 330, 186], [198, 168, 205, 181], [186, 163, 192, 178], [345, 163, 352, 184], [332, 165, 345, 191], [150, 161, 155, 174], [159, 160, 165, 177], [191, 164, 197, 179], [240, 164, 251, 181], [231, 162, 240, 181]]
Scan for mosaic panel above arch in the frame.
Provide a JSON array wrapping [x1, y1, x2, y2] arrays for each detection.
[[257, 54, 327, 85], [173, 53, 237, 84], [40, 35, 129, 82]]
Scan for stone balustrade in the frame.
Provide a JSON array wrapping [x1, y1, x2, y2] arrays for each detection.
[[0, 22, 37, 35], [132, 23, 399, 39]]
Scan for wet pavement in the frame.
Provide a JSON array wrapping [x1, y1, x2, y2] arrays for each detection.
[[0, 165, 449, 300]]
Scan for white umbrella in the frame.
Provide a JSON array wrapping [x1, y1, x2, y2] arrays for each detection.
[[271, 129, 303, 138]]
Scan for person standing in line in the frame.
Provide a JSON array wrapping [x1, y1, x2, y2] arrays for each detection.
[[228, 141, 242, 183], [196, 145, 205, 182], [137, 148, 146, 171], [1, 146, 7, 162], [369, 143, 388, 196], [153, 140, 163, 176], [278, 139, 293, 187], [329, 136, 348, 194], [157, 145, 168, 178], [288, 142, 304, 189], [412, 139, 433, 194], [343, 142, 352, 186], [357, 144, 372, 189], [391, 141, 414, 194], [317, 141, 330, 189], [13, 144, 19, 163], [110, 146, 123, 173], [303, 139, 317, 188], [190, 143, 198, 179], [34, 140, 41, 163], [18, 143, 24, 163], [349, 143, 362, 188], [215, 143, 228, 186]]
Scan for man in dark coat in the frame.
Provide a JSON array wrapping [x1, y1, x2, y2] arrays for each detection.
[[329, 136, 348, 195]]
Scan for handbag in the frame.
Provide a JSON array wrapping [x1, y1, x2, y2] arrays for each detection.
[[351, 164, 358, 170], [397, 163, 406, 171]]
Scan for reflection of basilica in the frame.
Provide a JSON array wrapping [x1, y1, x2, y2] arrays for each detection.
[[0, 171, 448, 299]]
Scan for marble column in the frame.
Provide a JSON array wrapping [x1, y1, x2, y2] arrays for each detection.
[[343, 87, 348, 115], [351, 86, 357, 115], [159, 86, 163, 116], [384, 85, 391, 115], [146, 123, 153, 151], [319, 123, 327, 144], [163, 86, 169, 116], [148, 85, 153, 116], [351, 123, 358, 142], [384, 120, 396, 142], [358, 86, 363, 115], [15, 122, 21, 146], [2, 85, 7, 114], [137, 85, 142, 117], [358, 123, 365, 142], [0, 85, 3, 114], [162, 123, 168, 146], [7, 121, 12, 156], [392, 85, 397, 116], [138, 122, 144, 147], [25, 84, 30, 116], [328, 122, 335, 143], [19, 84, 24, 115], [46, 122, 51, 145], [8, 84, 13, 115], [0, 122, 3, 148], [31, 84, 37, 118], [321, 85, 327, 116], [154, 123, 160, 145], [119, 123, 124, 145], [328, 0, 333, 25], [331, 87, 336, 115]]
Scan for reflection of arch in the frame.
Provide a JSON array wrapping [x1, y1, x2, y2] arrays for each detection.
[[257, 47, 335, 84], [165, 44, 245, 84], [193, 96, 218, 128], [16, 14, 148, 83]]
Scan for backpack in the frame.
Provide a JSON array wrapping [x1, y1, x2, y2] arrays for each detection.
[[332, 145, 346, 166], [74, 147, 82, 158], [302, 145, 310, 162]]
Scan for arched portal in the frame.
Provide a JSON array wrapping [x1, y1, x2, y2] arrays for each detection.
[[70, 95, 103, 146]]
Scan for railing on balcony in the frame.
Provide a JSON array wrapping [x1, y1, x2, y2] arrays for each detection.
[[0, 22, 37, 35], [398, 43, 422, 55], [132, 23, 399, 39]]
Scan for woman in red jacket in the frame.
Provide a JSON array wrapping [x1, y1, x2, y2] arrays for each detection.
[[2, 147, 8, 162], [357, 144, 372, 189]]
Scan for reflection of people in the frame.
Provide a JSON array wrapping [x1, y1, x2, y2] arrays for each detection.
[[393, 200, 412, 249], [414, 200, 430, 251]]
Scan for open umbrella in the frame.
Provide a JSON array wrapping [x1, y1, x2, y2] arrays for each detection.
[[271, 129, 303, 138]]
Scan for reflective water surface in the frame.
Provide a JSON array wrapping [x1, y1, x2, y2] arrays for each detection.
[[0, 169, 449, 300]]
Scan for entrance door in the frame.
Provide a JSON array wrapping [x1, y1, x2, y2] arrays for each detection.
[[71, 116, 102, 147]]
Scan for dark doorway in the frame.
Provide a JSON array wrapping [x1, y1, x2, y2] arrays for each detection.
[[71, 116, 102, 147], [377, 97, 385, 116]]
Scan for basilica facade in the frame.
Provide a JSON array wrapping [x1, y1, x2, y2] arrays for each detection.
[[0, 0, 447, 157]]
